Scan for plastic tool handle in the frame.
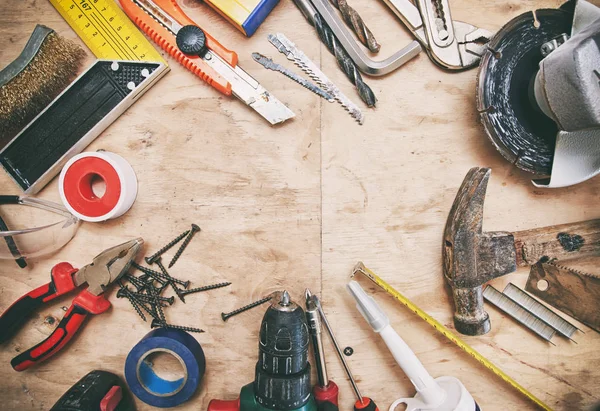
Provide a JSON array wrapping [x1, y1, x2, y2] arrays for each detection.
[[119, 0, 236, 95], [354, 398, 379, 411], [314, 381, 339, 408], [11, 290, 111, 371], [207, 398, 240, 411], [0, 262, 78, 344]]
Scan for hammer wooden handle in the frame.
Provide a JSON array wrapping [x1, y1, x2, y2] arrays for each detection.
[[513, 219, 600, 266]]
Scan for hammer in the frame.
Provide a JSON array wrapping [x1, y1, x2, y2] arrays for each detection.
[[442, 167, 600, 336]]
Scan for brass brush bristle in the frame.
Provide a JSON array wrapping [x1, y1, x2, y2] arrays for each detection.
[[0, 26, 87, 146]]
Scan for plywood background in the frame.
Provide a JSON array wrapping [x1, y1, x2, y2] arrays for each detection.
[[0, 0, 598, 409]]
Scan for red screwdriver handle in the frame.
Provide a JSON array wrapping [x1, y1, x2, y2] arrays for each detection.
[[0, 263, 78, 344], [354, 398, 379, 411], [207, 398, 240, 411], [11, 290, 110, 371], [314, 381, 339, 406]]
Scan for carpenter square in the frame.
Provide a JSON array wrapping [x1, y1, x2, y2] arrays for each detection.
[[442, 167, 600, 336], [251, 53, 333, 102]]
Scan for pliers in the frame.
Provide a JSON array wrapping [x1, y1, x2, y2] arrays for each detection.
[[0, 238, 143, 371]]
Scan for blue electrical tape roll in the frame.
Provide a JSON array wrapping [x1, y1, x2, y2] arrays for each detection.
[[125, 328, 206, 408]]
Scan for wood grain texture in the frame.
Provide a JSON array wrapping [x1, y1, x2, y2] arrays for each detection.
[[0, 0, 599, 410]]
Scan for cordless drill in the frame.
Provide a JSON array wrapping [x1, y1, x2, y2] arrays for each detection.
[[209, 291, 317, 411]]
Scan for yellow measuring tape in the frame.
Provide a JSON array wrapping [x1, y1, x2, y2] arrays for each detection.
[[351, 262, 552, 411], [49, 0, 165, 63]]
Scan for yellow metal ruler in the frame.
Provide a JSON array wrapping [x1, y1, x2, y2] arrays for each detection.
[[351, 262, 552, 411], [49, 0, 166, 64]]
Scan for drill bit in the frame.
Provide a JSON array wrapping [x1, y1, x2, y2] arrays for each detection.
[[252, 52, 334, 102], [328, 0, 380, 53], [313, 14, 377, 108], [268, 33, 364, 124]]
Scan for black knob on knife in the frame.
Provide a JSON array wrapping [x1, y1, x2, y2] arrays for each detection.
[[176, 25, 207, 55]]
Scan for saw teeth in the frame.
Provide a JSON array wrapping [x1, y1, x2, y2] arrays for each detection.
[[543, 261, 600, 279]]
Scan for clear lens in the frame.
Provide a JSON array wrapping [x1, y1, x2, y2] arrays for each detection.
[[0, 198, 80, 260]]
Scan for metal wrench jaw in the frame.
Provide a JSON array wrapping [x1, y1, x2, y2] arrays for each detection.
[[77, 238, 144, 295], [455, 23, 494, 69]]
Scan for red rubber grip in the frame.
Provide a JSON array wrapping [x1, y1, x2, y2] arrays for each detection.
[[314, 381, 339, 406], [11, 291, 110, 371], [207, 398, 240, 411]]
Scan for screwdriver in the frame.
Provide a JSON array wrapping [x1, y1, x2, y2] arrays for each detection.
[[310, 291, 379, 411], [305, 289, 339, 411]]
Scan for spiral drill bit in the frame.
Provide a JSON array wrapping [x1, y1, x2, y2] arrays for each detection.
[[313, 13, 377, 108], [328, 0, 380, 53]]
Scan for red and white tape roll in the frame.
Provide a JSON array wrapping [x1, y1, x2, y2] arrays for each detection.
[[59, 151, 137, 222]]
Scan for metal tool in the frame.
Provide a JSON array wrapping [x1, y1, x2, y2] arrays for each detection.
[[379, 0, 492, 70], [348, 281, 479, 411], [305, 289, 340, 410], [292, 0, 421, 76], [291, 0, 378, 105], [268, 33, 364, 124], [503, 283, 579, 339], [351, 262, 552, 411], [0, 60, 167, 194], [483, 285, 557, 343], [526, 261, 600, 333], [252, 53, 334, 102], [208, 291, 317, 411], [310, 291, 378, 411], [50, 0, 165, 63], [0, 238, 143, 371], [443, 167, 600, 336], [120, 0, 294, 125], [328, 0, 380, 52], [477, 1, 600, 187]]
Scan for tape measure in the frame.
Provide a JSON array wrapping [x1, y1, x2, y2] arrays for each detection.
[[351, 262, 553, 411], [49, 0, 165, 63]]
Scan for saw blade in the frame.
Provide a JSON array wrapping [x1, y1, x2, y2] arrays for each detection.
[[525, 261, 600, 333], [268, 33, 364, 125], [476, 8, 573, 175], [252, 53, 334, 102]]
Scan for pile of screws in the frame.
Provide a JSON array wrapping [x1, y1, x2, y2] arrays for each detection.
[[118, 224, 231, 333]]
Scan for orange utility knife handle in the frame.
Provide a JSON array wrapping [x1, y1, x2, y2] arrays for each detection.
[[119, 0, 235, 95], [11, 290, 111, 371]]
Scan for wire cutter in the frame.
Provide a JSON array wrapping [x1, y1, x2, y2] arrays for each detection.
[[383, 0, 493, 70], [0, 238, 143, 371], [120, 0, 295, 125]]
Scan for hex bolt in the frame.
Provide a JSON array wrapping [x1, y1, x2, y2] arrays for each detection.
[[151, 318, 204, 333], [145, 229, 191, 265], [221, 295, 273, 322], [168, 224, 201, 268]]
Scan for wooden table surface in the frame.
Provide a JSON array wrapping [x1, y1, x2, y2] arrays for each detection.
[[1, 0, 599, 409]]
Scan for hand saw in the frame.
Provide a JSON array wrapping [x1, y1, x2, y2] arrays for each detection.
[[120, 0, 294, 125]]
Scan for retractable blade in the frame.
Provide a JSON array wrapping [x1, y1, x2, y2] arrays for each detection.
[[268, 33, 364, 124], [122, 0, 294, 125], [252, 53, 333, 102]]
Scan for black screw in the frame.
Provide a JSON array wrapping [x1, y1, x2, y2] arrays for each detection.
[[123, 274, 149, 292], [155, 257, 187, 302], [168, 224, 201, 268], [151, 318, 204, 333], [117, 282, 147, 322], [343, 347, 354, 356], [145, 229, 191, 265], [181, 282, 231, 297], [147, 285, 167, 322], [131, 262, 169, 285], [129, 292, 175, 306], [221, 295, 273, 322]]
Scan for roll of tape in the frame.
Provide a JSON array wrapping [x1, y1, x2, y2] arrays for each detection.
[[58, 151, 137, 222], [125, 328, 206, 408]]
